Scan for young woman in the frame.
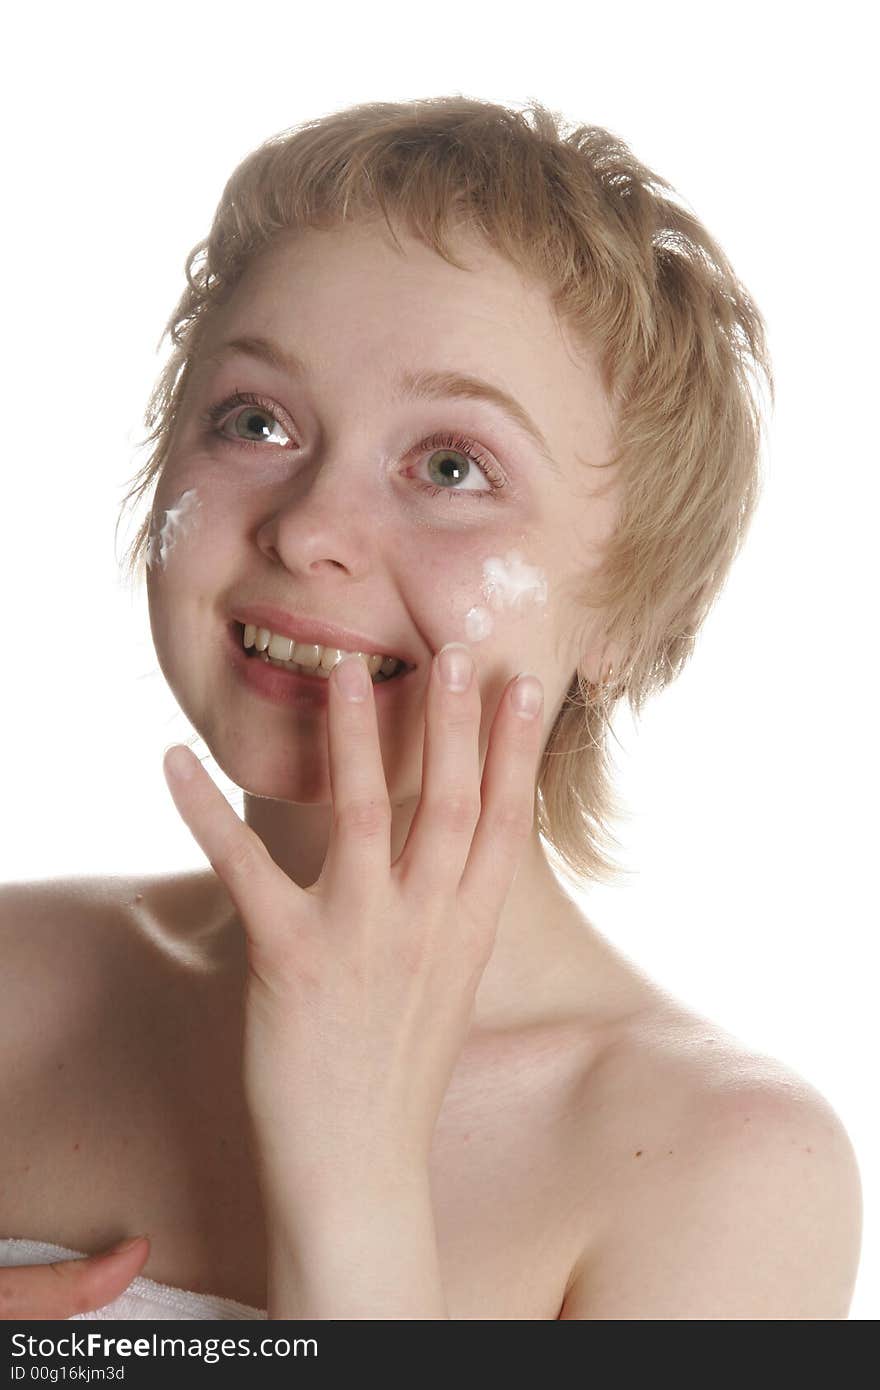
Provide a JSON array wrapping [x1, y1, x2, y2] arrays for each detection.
[[0, 96, 861, 1321]]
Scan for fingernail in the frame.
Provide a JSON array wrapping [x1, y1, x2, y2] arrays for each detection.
[[511, 673, 542, 718], [103, 1235, 147, 1257], [335, 653, 370, 701], [437, 643, 472, 692]]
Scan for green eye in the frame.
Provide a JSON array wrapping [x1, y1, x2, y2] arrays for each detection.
[[202, 392, 507, 501]]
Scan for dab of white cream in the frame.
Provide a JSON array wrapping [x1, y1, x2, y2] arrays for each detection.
[[465, 606, 493, 642], [145, 489, 202, 571], [464, 550, 548, 643]]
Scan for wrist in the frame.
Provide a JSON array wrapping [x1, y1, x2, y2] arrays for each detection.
[[263, 1167, 446, 1320], [260, 1149, 431, 1224]]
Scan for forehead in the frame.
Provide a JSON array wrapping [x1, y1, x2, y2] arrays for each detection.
[[207, 220, 562, 342], [195, 221, 618, 476]]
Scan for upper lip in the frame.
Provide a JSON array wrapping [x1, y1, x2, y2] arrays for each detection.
[[231, 603, 418, 669]]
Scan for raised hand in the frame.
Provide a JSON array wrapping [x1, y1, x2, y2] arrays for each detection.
[[162, 643, 544, 1208], [0, 1237, 149, 1321]]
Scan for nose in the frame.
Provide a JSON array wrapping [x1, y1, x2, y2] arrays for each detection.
[[254, 453, 376, 578]]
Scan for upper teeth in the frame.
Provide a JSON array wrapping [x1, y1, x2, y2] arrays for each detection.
[[242, 624, 404, 679]]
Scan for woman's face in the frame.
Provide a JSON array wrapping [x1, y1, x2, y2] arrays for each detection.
[[147, 219, 620, 803]]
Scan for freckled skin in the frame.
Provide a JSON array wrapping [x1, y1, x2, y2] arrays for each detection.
[[148, 222, 618, 812], [146, 218, 626, 1018], [464, 551, 549, 649]]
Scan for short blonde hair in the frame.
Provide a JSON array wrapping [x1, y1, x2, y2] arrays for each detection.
[[116, 95, 774, 893]]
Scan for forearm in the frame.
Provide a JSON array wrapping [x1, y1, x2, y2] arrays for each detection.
[[264, 1165, 450, 1320]]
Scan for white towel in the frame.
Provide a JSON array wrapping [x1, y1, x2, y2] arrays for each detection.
[[0, 1238, 266, 1320]]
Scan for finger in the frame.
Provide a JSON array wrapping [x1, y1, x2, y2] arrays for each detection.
[[162, 745, 297, 959], [0, 1236, 150, 1321], [457, 672, 544, 930], [321, 655, 392, 901], [394, 644, 482, 895]]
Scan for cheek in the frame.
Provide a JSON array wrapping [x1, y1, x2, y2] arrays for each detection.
[[145, 487, 204, 573], [424, 545, 550, 646]]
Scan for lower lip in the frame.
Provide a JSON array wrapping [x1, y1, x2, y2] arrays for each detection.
[[225, 622, 417, 709]]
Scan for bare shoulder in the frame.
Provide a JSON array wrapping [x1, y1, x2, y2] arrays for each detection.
[[0, 867, 241, 1076], [0, 872, 130, 995], [0, 874, 140, 1052], [0, 867, 230, 957], [0, 870, 204, 1246], [559, 1005, 863, 1319], [0, 870, 148, 939]]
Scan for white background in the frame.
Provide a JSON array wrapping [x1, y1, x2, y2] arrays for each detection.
[[1, 0, 876, 1319]]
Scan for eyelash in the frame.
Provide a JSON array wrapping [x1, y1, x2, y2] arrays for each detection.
[[199, 389, 507, 501]]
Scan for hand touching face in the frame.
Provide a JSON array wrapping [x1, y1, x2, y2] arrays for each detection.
[[163, 640, 544, 1185]]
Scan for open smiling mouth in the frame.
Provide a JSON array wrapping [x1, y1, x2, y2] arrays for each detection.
[[232, 622, 412, 685]]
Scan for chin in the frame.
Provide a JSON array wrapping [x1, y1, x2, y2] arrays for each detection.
[[207, 740, 333, 802]]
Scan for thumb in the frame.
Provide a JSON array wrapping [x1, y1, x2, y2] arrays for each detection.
[[0, 1236, 151, 1321], [162, 744, 295, 957]]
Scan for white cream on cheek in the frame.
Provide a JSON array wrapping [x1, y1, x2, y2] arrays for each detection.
[[464, 549, 548, 644], [145, 488, 202, 571], [143, 498, 546, 658]]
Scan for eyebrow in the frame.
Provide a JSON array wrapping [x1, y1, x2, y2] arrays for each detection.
[[197, 333, 560, 474]]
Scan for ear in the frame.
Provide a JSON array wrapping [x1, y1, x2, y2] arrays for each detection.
[[578, 636, 628, 692]]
